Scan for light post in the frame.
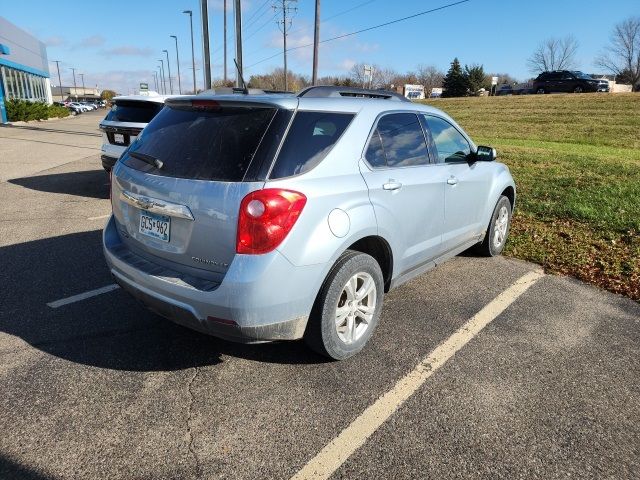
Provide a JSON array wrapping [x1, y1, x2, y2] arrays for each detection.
[[70, 67, 77, 101], [79, 73, 85, 100], [157, 66, 164, 94], [158, 59, 166, 95], [153, 71, 158, 92], [52, 60, 64, 101], [183, 10, 197, 93], [170, 35, 182, 94], [163, 49, 173, 94]]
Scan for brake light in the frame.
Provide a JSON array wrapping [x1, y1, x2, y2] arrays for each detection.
[[191, 99, 220, 110], [236, 189, 307, 254]]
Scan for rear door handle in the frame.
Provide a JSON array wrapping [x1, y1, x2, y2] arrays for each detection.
[[447, 176, 458, 186], [383, 180, 402, 191]]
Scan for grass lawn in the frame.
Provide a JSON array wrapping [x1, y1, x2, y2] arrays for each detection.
[[422, 93, 640, 301]]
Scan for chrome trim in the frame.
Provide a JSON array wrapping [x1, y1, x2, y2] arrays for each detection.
[[120, 190, 195, 221]]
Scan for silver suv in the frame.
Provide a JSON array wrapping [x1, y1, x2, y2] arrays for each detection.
[[103, 86, 516, 360]]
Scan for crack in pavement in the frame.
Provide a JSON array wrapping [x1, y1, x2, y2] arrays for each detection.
[[186, 366, 202, 478]]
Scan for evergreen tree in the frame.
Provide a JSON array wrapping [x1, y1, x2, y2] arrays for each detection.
[[464, 64, 488, 95], [442, 58, 467, 97]]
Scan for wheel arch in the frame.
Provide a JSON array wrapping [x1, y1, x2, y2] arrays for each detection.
[[346, 235, 394, 292]]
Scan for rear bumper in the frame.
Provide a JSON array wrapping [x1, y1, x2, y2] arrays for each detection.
[[101, 154, 117, 171], [103, 215, 322, 342]]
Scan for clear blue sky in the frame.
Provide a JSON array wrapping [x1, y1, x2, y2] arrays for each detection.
[[3, 0, 638, 93]]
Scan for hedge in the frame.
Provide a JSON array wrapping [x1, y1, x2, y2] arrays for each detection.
[[6, 99, 70, 122]]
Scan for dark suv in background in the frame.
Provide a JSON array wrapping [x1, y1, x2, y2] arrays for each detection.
[[532, 71, 600, 94]]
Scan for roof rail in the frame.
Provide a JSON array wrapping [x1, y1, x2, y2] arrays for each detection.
[[297, 86, 410, 102], [197, 87, 268, 95]]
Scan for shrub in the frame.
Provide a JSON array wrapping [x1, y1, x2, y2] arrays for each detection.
[[6, 99, 70, 122]]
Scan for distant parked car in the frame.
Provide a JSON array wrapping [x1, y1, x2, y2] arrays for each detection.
[[532, 70, 600, 94], [66, 103, 83, 115], [596, 79, 610, 92], [70, 102, 90, 112], [98, 94, 171, 171]]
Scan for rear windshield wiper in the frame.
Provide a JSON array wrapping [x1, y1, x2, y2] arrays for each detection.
[[129, 151, 163, 169]]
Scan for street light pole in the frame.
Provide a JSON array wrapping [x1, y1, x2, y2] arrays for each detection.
[[79, 73, 85, 99], [200, 0, 212, 90], [157, 66, 164, 94], [312, 0, 320, 85], [234, 0, 243, 88], [52, 60, 64, 101], [223, 0, 228, 84], [170, 35, 182, 94], [153, 71, 158, 92], [183, 10, 197, 93], [163, 49, 173, 94], [70, 67, 77, 101], [158, 59, 166, 95]]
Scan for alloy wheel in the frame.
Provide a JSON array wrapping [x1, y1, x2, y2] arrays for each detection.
[[335, 272, 377, 344]]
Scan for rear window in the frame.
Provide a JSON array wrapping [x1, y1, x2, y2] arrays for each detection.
[[123, 106, 277, 181], [269, 111, 354, 179], [104, 100, 164, 123]]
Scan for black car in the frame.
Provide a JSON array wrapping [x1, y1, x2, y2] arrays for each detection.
[[532, 70, 600, 94]]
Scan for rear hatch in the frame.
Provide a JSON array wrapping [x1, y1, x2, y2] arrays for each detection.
[[110, 97, 296, 279], [100, 99, 164, 148]]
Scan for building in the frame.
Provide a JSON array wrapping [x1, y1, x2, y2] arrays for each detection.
[[0, 16, 52, 123], [50, 86, 101, 103]]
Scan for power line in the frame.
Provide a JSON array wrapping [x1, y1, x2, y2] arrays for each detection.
[[245, 0, 471, 70], [243, 0, 272, 31], [287, 0, 377, 37]]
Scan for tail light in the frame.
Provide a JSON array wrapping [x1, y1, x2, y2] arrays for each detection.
[[236, 189, 307, 254]]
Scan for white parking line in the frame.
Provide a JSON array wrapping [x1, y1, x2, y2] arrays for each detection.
[[290, 269, 544, 480], [47, 284, 120, 309], [88, 214, 111, 220]]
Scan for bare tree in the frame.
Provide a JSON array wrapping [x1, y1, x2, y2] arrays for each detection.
[[527, 36, 579, 73], [416, 64, 445, 95], [349, 63, 396, 89], [595, 16, 640, 91]]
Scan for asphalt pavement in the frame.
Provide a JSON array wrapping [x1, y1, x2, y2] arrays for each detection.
[[0, 111, 638, 480]]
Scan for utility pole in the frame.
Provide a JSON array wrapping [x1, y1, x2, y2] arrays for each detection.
[[312, 0, 320, 85], [170, 35, 182, 94], [70, 67, 77, 101], [53, 60, 64, 101], [223, 0, 228, 84], [234, 0, 243, 88], [157, 66, 164, 94], [183, 10, 197, 93], [153, 71, 158, 92], [163, 49, 173, 94], [200, 0, 212, 90], [159, 59, 166, 94], [274, 0, 297, 91]]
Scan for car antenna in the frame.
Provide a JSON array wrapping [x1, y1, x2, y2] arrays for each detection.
[[234, 59, 249, 95]]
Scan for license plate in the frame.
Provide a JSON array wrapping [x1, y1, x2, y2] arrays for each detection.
[[139, 211, 170, 242], [114, 133, 125, 144]]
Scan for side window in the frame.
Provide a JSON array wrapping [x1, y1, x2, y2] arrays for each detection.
[[423, 116, 471, 163], [365, 113, 429, 168], [269, 111, 354, 179]]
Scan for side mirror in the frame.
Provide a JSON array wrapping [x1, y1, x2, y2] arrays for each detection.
[[476, 145, 497, 161]]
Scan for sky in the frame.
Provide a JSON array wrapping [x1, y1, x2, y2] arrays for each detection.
[[2, 0, 638, 94]]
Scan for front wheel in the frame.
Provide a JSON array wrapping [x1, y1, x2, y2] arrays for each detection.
[[573, 86, 583, 93], [536, 87, 546, 94], [304, 250, 384, 360], [474, 195, 512, 257]]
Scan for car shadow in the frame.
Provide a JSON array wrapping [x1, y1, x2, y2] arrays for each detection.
[[0, 229, 327, 371], [8, 169, 109, 199], [0, 454, 53, 480]]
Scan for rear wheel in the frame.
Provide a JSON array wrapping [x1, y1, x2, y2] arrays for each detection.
[[305, 250, 384, 360], [536, 87, 546, 94], [474, 195, 512, 257], [574, 85, 583, 93]]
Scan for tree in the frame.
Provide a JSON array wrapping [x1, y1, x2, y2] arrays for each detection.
[[442, 58, 467, 97], [416, 64, 444, 96], [464, 64, 488, 94], [527, 36, 579, 73], [595, 16, 640, 91], [100, 89, 116, 101], [349, 63, 397, 89]]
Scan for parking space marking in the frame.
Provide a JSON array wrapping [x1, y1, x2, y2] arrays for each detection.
[[88, 214, 111, 220], [47, 284, 120, 309], [291, 269, 544, 480]]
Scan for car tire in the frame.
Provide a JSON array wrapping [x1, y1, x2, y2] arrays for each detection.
[[304, 250, 384, 360], [574, 86, 583, 93], [536, 87, 546, 94], [474, 195, 512, 257]]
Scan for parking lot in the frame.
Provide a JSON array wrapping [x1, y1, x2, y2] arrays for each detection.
[[1, 111, 639, 479]]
